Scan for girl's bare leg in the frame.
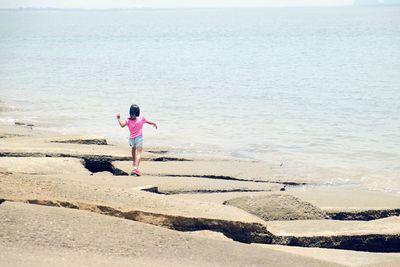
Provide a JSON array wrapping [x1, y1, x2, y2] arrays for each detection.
[[134, 147, 143, 169], [131, 148, 136, 168]]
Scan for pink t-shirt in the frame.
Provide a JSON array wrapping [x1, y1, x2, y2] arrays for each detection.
[[126, 116, 146, 138]]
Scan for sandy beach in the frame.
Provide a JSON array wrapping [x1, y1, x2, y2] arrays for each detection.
[[0, 123, 399, 267]]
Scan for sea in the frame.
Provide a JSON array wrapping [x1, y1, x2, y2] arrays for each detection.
[[0, 7, 399, 193]]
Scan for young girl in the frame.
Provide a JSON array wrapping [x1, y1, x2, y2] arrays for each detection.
[[117, 104, 157, 176]]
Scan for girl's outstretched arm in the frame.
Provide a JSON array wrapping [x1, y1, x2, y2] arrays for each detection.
[[146, 120, 158, 129], [116, 113, 127, 127]]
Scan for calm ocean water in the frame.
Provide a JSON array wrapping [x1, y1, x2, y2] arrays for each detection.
[[1, 7, 399, 192]]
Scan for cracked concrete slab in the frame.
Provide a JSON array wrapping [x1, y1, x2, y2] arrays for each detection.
[[50, 135, 108, 145], [113, 160, 315, 185], [0, 201, 343, 267], [289, 188, 400, 212], [267, 216, 400, 237], [1, 126, 399, 258], [286, 188, 400, 220], [256, 244, 400, 267], [124, 175, 283, 194], [174, 191, 275, 203], [0, 156, 283, 194], [0, 157, 90, 175], [224, 194, 328, 221], [0, 135, 139, 160], [267, 217, 400, 252], [0, 172, 266, 225], [175, 189, 400, 220]]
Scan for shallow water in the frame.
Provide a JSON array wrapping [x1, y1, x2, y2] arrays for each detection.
[[0, 7, 399, 193]]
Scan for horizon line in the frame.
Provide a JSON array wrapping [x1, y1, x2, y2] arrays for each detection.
[[0, 5, 363, 11]]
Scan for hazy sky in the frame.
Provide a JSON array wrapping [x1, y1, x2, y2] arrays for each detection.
[[0, 0, 354, 9]]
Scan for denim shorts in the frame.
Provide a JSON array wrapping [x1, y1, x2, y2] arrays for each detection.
[[129, 136, 143, 148]]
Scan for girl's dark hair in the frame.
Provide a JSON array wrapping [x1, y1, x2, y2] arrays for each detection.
[[129, 104, 140, 119]]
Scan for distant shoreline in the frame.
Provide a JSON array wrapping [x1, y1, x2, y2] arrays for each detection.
[[0, 6, 362, 12], [1, 5, 400, 12]]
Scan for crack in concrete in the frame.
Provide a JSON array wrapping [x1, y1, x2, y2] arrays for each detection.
[[159, 189, 274, 195], [0, 152, 190, 162], [151, 157, 192, 162], [50, 139, 108, 145], [82, 158, 128, 176], [148, 173, 306, 186], [273, 234, 400, 253], [327, 209, 400, 221], [125, 186, 273, 195], [147, 150, 169, 154]]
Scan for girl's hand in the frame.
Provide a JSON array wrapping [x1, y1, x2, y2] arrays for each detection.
[[146, 120, 158, 129], [116, 113, 121, 119]]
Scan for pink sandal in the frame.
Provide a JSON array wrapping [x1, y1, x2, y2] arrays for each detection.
[[131, 169, 141, 176]]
